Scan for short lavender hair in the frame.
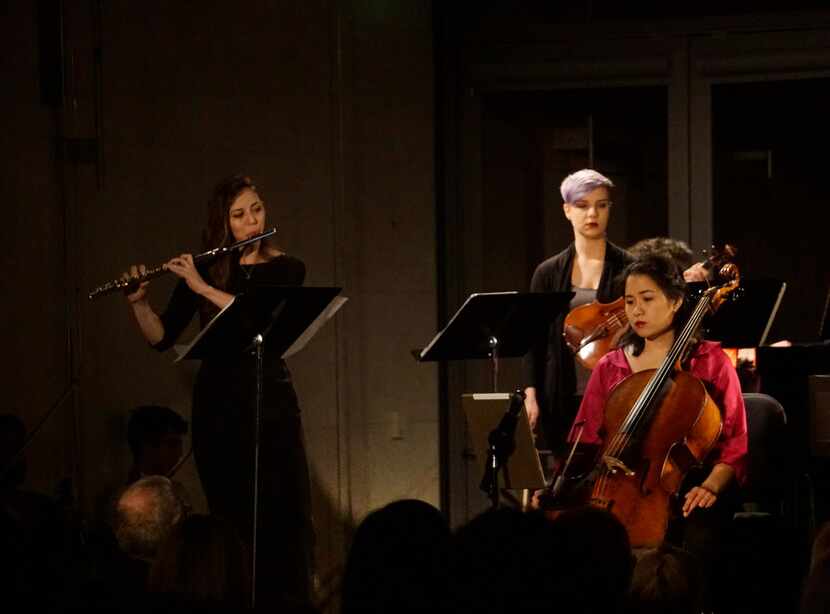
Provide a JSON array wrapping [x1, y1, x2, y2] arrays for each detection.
[[560, 169, 614, 203]]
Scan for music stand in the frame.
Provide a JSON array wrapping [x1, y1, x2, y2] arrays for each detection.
[[174, 285, 346, 608], [417, 291, 574, 390], [418, 291, 572, 507], [698, 278, 787, 348]]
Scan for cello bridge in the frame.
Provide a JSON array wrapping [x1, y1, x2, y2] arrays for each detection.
[[602, 455, 636, 477], [590, 496, 612, 510]]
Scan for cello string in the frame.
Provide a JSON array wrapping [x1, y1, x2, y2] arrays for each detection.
[[616, 279, 737, 480], [607, 293, 712, 458], [615, 293, 712, 455], [599, 297, 687, 456], [614, 298, 708, 453], [600, 290, 717, 509]]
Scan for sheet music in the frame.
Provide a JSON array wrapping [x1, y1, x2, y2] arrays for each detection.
[[461, 392, 545, 490], [471, 393, 510, 401], [282, 296, 348, 358], [173, 296, 237, 363]]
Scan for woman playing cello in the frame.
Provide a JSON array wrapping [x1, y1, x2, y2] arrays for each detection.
[[568, 253, 747, 606]]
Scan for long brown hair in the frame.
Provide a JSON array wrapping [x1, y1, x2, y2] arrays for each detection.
[[199, 175, 278, 324], [202, 174, 279, 290]]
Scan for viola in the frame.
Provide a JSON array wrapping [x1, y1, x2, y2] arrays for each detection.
[[550, 261, 741, 547], [563, 244, 737, 369], [563, 296, 627, 370]]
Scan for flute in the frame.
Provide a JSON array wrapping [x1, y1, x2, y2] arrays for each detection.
[[88, 227, 278, 300]]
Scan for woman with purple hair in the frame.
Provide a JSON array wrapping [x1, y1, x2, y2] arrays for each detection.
[[523, 169, 633, 455]]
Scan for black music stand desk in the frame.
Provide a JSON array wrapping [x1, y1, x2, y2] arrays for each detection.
[[174, 286, 345, 363], [417, 291, 573, 390]]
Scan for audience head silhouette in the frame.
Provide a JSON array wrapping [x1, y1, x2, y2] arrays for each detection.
[[341, 498, 450, 614], [628, 543, 705, 614], [450, 507, 565, 613], [114, 475, 184, 562], [547, 506, 633, 614], [126, 405, 188, 483]]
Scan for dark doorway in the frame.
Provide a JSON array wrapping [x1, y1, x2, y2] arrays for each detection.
[[470, 86, 669, 398], [713, 78, 830, 344], [480, 86, 669, 294]]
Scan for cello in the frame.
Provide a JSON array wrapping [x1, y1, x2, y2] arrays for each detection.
[[563, 245, 737, 369], [552, 261, 741, 547]]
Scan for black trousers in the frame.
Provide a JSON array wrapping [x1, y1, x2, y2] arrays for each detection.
[[192, 360, 314, 608]]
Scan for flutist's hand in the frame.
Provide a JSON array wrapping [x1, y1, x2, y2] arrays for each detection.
[[123, 263, 164, 345], [122, 264, 149, 304], [166, 253, 211, 296]]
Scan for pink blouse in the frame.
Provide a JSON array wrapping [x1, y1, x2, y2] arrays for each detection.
[[568, 340, 748, 485]]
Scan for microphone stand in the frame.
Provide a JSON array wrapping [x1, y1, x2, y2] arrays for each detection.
[[480, 389, 526, 509]]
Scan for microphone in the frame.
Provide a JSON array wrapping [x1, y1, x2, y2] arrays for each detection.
[[488, 389, 528, 457], [507, 388, 527, 418], [481, 389, 528, 499]]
